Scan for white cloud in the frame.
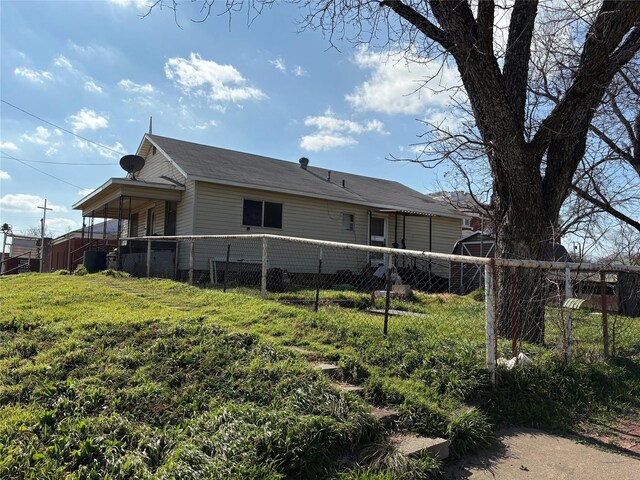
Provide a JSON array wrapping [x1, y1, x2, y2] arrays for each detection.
[[78, 188, 95, 197], [68, 109, 108, 132], [20, 126, 61, 145], [165, 53, 266, 104], [194, 120, 218, 130], [53, 55, 73, 70], [0, 170, 10, 180], [47, 217, 81, 235], [299, 109, 386, 152], [300, 134, 358, 152], [84, 80, 103, 94], [0, 193, 67, 213], [118, 79, 155, 94], [346, 47, 461, 115], [14, 67, 53, 83], [293, 65, 308, 77], [0, 141, 19, 151], [108, 0, 150, 8], [304, 113, 385, 135], [45, 146, 59, 157], [73, 138, 124, 159], [270, 57, 287, 73]]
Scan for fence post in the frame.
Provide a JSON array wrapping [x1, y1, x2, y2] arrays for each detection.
[[383, 254, 392, 337], [601, 271, 609, 358], [314, 247, 323, 312], [564, 266, 573, 361], [146, 239, 151, 278], [67, 240, 72, 272], [485, 260, 496, 384], [223, 242, 231, 293], [261, 237, 268, 300], [189, 239, 195, 285]]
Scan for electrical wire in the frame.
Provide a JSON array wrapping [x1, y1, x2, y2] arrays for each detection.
[[0, 151, 86, 190], [0, 99, 126, 155], [0, 155, 115, 166]]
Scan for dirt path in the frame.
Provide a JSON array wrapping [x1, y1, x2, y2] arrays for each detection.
[[446, 427, 639, 479]]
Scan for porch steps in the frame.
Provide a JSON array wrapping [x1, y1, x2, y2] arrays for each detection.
[[312, 359, 449, 460], [370, 407, 400, 426], [390, 433, 450, 459]]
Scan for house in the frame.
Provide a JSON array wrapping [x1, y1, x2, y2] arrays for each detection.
[[449, 232, 573, 294], [426, 190, 492, 238], [73, 134, 463, 282], [49, 219, 119, 272]]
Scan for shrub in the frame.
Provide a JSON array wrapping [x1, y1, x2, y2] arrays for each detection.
[[74, 264, 88, 276], [446, 408, 494, 457]]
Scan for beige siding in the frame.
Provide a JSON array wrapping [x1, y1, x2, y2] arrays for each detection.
[[189, 182, 369, 273], [183, 182, 462, 277], [137, 150, 185, 183]]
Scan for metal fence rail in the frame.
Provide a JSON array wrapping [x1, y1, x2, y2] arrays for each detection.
[[119, 234, 640, 383]]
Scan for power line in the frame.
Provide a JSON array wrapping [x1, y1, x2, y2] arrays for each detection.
[[1, 151, 86, 190], [0, 99, 126, 155], [1, 155, 115, 166]]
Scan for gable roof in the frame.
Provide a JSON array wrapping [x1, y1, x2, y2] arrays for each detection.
[[143, 134, 460, 218]]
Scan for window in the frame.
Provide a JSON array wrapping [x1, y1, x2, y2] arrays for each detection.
[[342, 213, 355, 232], [463, 218, 472, 228], [146, 208, 155, 235], [242, 199, 282, 229], [165, 201, 177, 236], [129, 213, 139, 237]]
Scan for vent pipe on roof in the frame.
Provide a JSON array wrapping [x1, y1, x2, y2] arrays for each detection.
[[342, 179, 345, 188], [299, 157, 309, 169], [327, 171, 331, 182], [149, 116, 153, 135]]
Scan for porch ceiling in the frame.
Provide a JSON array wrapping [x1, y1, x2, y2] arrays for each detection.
[[73, 178, 184, 218]]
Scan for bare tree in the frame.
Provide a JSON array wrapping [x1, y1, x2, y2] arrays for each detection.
[[147, 1, 640, 344]]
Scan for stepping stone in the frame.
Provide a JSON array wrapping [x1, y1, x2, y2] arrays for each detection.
[[287, 346, 313, 355], [390, 433, 449, 459], [314, 362, 339, 377], [367, 309, 425, 318], [371, 407, 400, 426], [332, 382, 365, 395]]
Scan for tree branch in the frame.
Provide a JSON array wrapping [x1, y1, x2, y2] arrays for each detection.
[[379, 0, 453, 49], [571, 184, 640, 232], [476, 0, 495, 55], [503, 0, 538, 128]]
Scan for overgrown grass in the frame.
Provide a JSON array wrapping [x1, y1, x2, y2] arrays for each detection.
[[1, 273, 639, 477]]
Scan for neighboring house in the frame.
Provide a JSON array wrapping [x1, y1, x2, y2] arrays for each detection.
[[49, 219, 119, 272], [426, 190, 491, 238], [1, 236, 47, 275], [449, 232, 573, 294], [74, 134, 463, 281]]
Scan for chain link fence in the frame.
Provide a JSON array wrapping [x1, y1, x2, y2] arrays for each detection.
[[120, 234, 640, 382]]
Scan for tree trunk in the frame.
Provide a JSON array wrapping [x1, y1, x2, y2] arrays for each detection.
[[492, 153, 552, 346]]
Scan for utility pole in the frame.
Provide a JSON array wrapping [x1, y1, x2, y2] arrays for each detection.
[[37, 199, 53, 273], [1, 223, 12, 275]]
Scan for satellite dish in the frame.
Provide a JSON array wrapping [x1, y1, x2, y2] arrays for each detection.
[[119, 155, 145, 179]]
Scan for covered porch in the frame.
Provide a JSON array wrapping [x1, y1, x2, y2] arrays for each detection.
[[73, 177, 184, 275]]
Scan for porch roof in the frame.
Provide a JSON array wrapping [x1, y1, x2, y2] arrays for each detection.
[[73, 177, 184, 218]]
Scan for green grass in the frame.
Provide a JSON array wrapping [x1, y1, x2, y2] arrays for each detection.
[[1, 273, 639, 478]]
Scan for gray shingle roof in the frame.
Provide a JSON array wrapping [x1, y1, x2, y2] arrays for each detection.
[[147, 134, 459, 218]]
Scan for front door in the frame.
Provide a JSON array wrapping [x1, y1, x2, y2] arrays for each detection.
[[370, 216, 386, 265]]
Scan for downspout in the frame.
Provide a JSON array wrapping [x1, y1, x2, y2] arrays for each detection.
[[429, 216, 433, 277], [393, 212, 398, 248]]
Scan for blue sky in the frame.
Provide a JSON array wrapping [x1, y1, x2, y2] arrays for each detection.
[[0, 0, 462, 238]]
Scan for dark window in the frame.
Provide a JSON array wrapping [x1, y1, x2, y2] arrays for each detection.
[[243, 199, 263, 226], [165, 201, 177, 236], [146, 208, 155, 236], [129, 213, 139, 237], [264, 202, 283, 229], [242, 199, 283, 228]]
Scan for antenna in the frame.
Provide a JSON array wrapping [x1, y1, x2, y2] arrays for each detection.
[[119, 155, 145, 180]]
